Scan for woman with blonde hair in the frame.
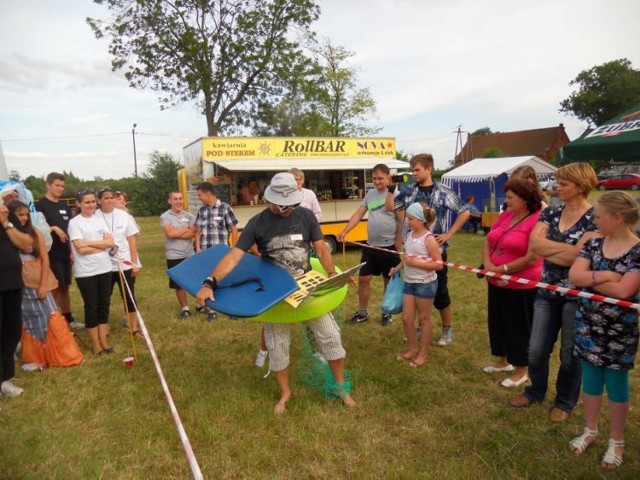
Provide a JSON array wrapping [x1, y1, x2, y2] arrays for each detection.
[[568, 191, 640, 469], [510, 162, 599, 423]]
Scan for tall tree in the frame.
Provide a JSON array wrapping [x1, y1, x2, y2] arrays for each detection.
[[252, 38, 380, 137], [88, 0, 320, 136], [560, 58, 640, 126]]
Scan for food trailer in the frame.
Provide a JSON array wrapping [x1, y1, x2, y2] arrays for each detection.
[[180, 137, 408, 252]]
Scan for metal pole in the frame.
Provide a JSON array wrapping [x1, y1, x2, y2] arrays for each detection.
[[132, 123, 138, 177]]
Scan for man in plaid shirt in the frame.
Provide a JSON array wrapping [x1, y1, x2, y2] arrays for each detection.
[[386, 153, 469, 346], [194, 182, 239, 252], [194, 182, 239, 320]]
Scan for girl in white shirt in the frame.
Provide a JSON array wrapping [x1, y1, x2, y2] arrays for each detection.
[[68, 189, 114, 355]]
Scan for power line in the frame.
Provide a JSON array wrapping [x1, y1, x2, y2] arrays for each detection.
[[1, 131, 196, 143]]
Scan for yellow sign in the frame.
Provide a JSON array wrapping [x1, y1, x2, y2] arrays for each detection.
[[200, 137, 395, 160]]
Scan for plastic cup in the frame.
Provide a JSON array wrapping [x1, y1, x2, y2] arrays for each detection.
[[123, 356, 135, 367]]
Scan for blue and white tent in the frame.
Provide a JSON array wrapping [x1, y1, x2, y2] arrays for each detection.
[[442, 156, 556, 213]]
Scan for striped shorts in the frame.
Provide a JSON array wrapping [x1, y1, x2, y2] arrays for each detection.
[[264, 312, 346, 372]]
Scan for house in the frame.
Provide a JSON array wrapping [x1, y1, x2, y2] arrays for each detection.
[[454, 124, 570, 166]]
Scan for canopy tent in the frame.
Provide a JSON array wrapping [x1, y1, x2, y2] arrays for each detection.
[[442, 156, 556, 213], [561, 102, 640, 162], [208, 157, 409, 172]]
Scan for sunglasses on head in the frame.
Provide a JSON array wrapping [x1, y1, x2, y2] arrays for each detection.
[[97, 186, 113, 198], [76, 188, 95, 200], [275, 202, 301, 213]]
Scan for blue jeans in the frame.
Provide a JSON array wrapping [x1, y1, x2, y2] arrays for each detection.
[[523, 296, 582, 411]]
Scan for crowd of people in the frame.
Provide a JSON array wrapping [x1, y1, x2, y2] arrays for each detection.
[[1, 157, 639, 471]]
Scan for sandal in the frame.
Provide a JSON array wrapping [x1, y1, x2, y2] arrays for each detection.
[[133, 330, 145, 339], [396, 352, 416, 362], [569, 427, 598, 455], [103, 347, 114, 354], [409, 357, 429, 368], [601, 438, 624, 470]]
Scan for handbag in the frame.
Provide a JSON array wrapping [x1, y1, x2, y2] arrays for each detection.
[[381, 272, 403, 315], [22, 259, 59, 291]]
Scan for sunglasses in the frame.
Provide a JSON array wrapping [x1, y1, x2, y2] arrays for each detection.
[[275, 202, 301, 213], [97, 186, 113, 198], [76, 188, 95, 200]]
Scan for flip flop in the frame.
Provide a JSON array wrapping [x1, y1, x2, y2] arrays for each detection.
[[396, 352, 416, 362], [409, 357, 429, 368]]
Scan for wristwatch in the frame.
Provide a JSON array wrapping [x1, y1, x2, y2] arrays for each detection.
[[3, 222, 14, 230], [202, 276, 218, 290]]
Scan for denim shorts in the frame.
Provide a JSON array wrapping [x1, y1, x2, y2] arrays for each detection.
[[403, 280, 438, 299]]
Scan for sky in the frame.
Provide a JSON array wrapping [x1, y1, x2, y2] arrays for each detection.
[[1, 0, 639, 180]]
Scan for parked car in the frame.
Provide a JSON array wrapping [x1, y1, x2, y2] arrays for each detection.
[[539, 175, 554, 191], [597, 174, 640, 191]]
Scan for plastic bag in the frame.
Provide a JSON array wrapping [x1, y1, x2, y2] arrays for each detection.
[[381, 272, 403, 315]]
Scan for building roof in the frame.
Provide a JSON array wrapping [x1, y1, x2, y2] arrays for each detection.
[[455, 124, 569, 165]]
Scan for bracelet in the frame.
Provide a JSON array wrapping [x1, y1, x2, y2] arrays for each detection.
[[202, 276, 218, 290], [502, 264, 509, 273]]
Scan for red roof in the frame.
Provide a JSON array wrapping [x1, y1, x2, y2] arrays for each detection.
[[455, 124, 570, 165]]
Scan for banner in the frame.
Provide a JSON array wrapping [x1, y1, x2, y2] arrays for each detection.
[[200, 137, 396, 160]]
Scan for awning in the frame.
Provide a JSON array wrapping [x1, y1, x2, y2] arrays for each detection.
[[561, 102, 640, 162], [207, 158, 409, 172], [442, 156, 556, 183]]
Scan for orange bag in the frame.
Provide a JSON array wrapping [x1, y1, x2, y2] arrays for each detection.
[[21, 328, 47, 365], [45, 311, 83, 367]]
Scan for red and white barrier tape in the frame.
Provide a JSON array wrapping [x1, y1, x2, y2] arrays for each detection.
[[347, 241, 640, 311], [121, 261, 204, 479]]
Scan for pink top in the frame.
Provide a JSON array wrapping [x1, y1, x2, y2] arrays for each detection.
[[486, 209, 542, 290]]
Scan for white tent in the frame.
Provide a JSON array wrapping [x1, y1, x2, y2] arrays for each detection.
[[442, 156, 556, 183], [442, 156, 557, 213]]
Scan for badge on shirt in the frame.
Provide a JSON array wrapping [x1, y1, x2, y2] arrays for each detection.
[[59, 210, 67, 214], [290, 234, 303, 241]]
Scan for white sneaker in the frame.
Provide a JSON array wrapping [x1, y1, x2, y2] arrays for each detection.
[[436, 328, 454, 346], [69, 321, 85, 330], [1, 380, 24, 397], [254, 349, 268, 368]]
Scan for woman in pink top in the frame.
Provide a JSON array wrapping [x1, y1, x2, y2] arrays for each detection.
[[481, 178, 543, 388]]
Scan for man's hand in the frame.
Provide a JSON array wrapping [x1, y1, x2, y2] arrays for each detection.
[[196, 286, 214, 307], [434, 232, 452, 245], [52, 226, 68, 243]]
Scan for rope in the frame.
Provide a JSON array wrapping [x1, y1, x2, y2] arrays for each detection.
[[120, 259, 204, 479], [347, 241, 640, 311]]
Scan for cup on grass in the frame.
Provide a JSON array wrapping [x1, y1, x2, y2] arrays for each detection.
[[123, 356, 135, 367]]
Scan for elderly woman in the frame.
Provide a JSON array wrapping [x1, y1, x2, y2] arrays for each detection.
[[482, 178, 543, 387], [0, 201, 33, 397], [510, 163, 599, 423]]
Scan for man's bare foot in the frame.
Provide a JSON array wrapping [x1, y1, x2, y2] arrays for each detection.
[[396, 351, 417, 361], [273, 392, 290, 415], [342, 395, 356, 407]]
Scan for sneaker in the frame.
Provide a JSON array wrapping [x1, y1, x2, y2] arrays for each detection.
[[69, 321, 85, 330], [179, 309, 191, 318], [195, 305, 206, 314], [348, 311, 369, 324], [1, 380, 24, 397], [381, 314, 393, 326], [255, 349, 268, 367], [206, 309, 217, 322], [436, 328, 454, 346]]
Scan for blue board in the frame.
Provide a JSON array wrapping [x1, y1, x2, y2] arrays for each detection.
[[167, 244, 299, 318]]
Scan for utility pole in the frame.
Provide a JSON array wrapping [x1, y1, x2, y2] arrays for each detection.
[[132, 123, 138, 177]]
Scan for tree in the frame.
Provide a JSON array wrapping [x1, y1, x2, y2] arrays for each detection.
[[472, 127, 500, 136], [560, 58, 640, 126], [252, 38, 380, 137], [481, 147, 504, 158], [88, 0, 320, 136], [134, 151, 182, 216]]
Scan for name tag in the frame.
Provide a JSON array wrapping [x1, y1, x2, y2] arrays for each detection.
[[213, 216, 222, 221], [180, 218, 189, 223], [59, 210, 67, 214], [290, 234, 303, 241]]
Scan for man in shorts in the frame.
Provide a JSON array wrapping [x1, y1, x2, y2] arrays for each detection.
[[160, 191, 196, 318], [338, 163, 402, 326], [35, 172, 83, 329], [196, 172, 355, 414]]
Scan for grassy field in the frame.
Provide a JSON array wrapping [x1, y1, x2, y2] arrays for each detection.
[[2, 214, 639, 479]]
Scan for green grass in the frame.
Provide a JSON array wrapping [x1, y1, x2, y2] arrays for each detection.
[[2, 217, 639, 479]]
